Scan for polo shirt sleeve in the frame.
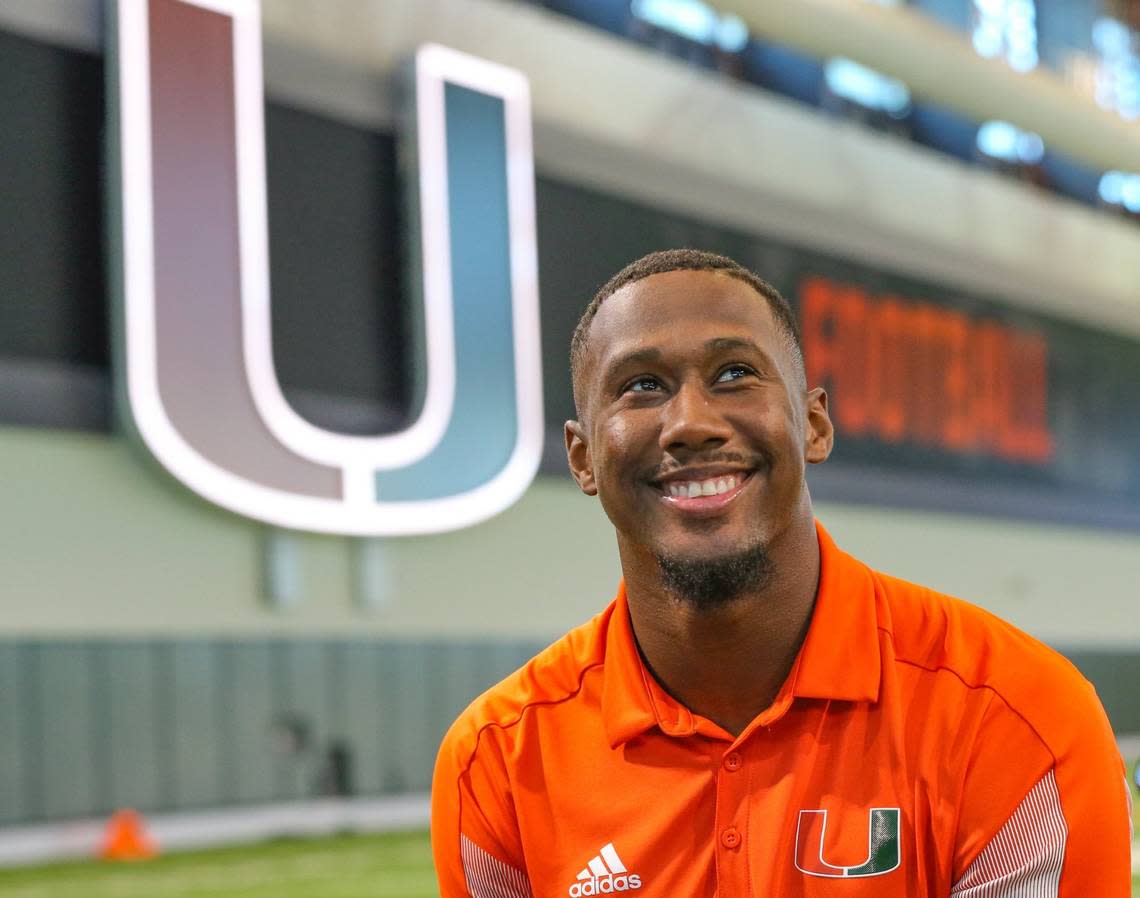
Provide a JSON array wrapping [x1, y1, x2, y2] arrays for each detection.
[[950, 679, 1131, 896], [432, 717, 533, 898]]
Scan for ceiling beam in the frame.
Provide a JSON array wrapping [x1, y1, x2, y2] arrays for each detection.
[[717, 0, 1140, 174]]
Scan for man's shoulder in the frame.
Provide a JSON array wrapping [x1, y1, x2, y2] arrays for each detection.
[[439, 603, 613, 759], [869, 564, 1099, 744]]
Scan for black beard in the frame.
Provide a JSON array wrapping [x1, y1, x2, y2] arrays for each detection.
[[656, 542, 774, 610]]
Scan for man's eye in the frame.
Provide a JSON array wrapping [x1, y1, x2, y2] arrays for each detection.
[[625, 377, 660, 394], [716, 365, 753, 383]]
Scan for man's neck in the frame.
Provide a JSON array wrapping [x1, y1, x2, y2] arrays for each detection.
[[620, 514, 821, 738]]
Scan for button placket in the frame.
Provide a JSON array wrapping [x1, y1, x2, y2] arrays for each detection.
[[712, 742, 750, 896]]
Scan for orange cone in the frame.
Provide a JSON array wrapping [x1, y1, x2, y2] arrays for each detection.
[[99, 809, 157, 861]]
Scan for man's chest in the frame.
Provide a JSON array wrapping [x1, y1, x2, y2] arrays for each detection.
[[513, 706, 954, 898]]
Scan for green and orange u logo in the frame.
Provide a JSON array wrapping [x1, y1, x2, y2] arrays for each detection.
[[795, 807, 900, 878]]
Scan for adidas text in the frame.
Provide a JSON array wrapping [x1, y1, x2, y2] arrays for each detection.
[[568, 873, 642, 896]]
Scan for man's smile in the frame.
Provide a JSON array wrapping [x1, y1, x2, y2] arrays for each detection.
[[652, 468, 756, 515]]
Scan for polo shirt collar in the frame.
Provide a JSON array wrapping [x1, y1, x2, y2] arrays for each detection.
[[601, 521, 881, 749], [792, 522, 881, 703], [601, 581, 684, 748]]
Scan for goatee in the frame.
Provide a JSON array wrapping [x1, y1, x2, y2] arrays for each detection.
[[656, 541, 774, 610]]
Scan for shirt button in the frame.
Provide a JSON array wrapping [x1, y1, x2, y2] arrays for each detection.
[[721, 826, 741, 849], [723, 751, 743, 772]]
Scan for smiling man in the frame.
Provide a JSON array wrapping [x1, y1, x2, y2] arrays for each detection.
[[431, 249, 1131, 897]]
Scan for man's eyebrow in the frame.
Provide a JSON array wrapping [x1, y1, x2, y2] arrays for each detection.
[[602, 339, 773, 379], [705, 336, 767, 355], [601, 347, 662, 380]]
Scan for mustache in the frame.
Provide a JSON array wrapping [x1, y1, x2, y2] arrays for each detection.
[[648, 451, 763, 481]]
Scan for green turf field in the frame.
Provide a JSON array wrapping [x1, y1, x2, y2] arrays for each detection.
[[0, 829, 1134, 897], [0, 831, 437, 898]]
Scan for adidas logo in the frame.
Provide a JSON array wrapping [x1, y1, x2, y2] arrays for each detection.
[[567, 843, 642, 897]]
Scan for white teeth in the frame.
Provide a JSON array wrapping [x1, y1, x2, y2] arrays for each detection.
[[666, 475, 741, 499]]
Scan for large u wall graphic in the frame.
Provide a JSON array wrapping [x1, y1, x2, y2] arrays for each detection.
[[108, 0, 543, 536]]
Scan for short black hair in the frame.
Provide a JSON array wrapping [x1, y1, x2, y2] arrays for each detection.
[[569, 249, 804, 418]]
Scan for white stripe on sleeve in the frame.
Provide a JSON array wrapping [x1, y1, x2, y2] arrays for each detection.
[[951, 769, 1067, 898], [460, 834, 534, 898]]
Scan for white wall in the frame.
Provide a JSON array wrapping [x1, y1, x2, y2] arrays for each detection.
[[0, 428, 618, 639], [2, 428, 1138, 647]]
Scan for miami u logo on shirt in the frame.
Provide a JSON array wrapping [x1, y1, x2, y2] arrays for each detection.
[[795, 807, 901, 877], [108, 0, 542, 536]]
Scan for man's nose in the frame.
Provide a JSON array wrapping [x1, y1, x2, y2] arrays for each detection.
[[659, 381, 732, 452]]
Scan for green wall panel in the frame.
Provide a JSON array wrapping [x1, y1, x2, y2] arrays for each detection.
[[0, 638, 1130, 827], [378, 643, 430, 793], [274, 643, 331, 801], [0, 646, 29, 823], [170, 644, 223, 809], [105, 643, 164, 813], [225, 642, 276, 804], [37, 645, 97, 819], [339, 643, 384, 795]]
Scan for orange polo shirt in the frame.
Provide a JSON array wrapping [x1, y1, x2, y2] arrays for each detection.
[[432, 523, 1130, 897]]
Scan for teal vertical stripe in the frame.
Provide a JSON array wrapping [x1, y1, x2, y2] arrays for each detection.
[[377, 85, 518, 502]]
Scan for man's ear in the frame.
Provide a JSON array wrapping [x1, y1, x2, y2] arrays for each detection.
[[564, 419, 597, 496], [804, 388, 834, 465]]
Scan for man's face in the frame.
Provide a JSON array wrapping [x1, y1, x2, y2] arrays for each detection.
[[566, 270, 833, 570]]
